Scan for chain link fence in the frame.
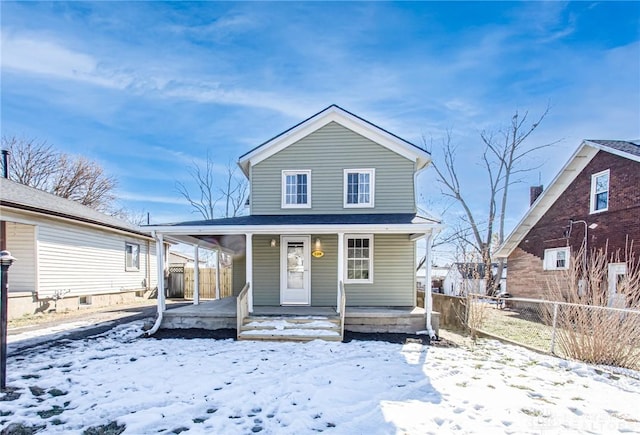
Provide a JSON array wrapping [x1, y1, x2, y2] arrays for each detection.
[[471, 296, 640, 370]]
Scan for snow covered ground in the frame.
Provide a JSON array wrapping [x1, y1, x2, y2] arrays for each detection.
[[2, 321, 640, 434]]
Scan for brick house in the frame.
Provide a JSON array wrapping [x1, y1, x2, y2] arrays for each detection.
[[495, 140, 640, 303]]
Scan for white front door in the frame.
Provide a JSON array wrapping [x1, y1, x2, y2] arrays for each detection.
[[280, 236, 311, 305]]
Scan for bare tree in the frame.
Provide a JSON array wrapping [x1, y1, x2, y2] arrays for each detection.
[[219, 163, 249, 218], [2, 136, 117, 212], [176, 154, 248, 220], [429, 107, 557, 294]]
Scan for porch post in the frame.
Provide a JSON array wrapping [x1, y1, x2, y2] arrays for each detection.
[[155, 232, 166, 313], [337, 232, 344, 311], [215, 248, 221, 300], [246, 233, 253, 313], [193, 245, 200, 305], [424, 234, 435, 338]]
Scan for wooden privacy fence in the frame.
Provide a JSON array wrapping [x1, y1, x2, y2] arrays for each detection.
[[168, 266, 233, 299]]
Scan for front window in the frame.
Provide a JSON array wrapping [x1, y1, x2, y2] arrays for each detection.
[[282, 170, 311, 208], [543, 247, 570, 271], [125, 242, 140, 271], [345, 235, 373, 283], [590, 170, 609, 213], [344, 169, 375, 207]]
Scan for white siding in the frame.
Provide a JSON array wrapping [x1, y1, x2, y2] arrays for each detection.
[[5, 222, 36, 293], [37, 221, 155, 297]]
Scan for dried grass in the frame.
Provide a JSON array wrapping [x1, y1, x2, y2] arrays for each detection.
[[545, 243, 640, 370]]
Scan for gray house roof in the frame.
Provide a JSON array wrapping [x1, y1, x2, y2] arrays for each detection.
[[156, 213, 440, 228], [587, 140, 640, 158], [0, 178, 149, 238]]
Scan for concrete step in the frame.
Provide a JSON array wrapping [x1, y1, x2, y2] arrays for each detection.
[[238, 316, 343, 342], [238, 329, 342, 342]]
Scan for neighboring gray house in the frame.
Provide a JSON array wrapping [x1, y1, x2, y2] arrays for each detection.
[[147, 105, 442, 339], [0, 178, 163, 319]]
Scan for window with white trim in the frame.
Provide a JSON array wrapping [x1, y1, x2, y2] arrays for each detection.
[[543, 247, 570, 271], [345, 235, 373, 283], [125, 242, 140, 271], [590, 169, 609, 213], [282, 170, 311, 208], [344, 169, 375, 208]]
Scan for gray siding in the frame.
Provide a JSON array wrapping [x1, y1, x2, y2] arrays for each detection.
[[251, 122, 416, 215], [5, 222, 36, 293], [311, 234, 338, 306], [246, 233, 414, 307], [252, 235, 279, 305], [345, 234, 416, 306]]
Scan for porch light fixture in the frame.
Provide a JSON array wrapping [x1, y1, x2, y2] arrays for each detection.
[[312, 238, 324, 258], [270, 239, 277, 248]]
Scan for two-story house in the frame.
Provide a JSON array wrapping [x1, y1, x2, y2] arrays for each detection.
[[147, 105, 442, 340], [495, 140, 640, 305]]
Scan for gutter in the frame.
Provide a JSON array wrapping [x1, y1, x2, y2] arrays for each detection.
[[145, 231, 165, 336]]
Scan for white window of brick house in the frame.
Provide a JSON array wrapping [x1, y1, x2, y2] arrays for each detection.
[[543, 247, 570, 270], [282, 170, 311, 208], [125, 242, 140, 271], [590, 169, 609, 213]]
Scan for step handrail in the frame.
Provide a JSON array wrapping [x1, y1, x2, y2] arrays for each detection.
[[236, 282, 250, 339]]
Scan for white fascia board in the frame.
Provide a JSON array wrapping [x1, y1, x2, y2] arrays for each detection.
[[495, 142, 598, 258], [238, 106, 431, 175], [148, 222, 444, 237]]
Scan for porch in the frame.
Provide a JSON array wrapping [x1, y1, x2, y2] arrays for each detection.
[[160, 296, 427, 341]]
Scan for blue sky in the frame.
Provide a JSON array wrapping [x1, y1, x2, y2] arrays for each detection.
[[2, 1, 639, 260]]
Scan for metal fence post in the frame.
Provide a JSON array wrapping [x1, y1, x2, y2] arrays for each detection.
[[550, 303, 559, 354]]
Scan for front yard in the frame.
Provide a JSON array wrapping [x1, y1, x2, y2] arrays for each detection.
[[2, 321, 639, 434]]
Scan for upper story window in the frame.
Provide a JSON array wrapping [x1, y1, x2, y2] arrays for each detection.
[[282, 170, 311, 208], [344, 169, 375, 208], [125, 242, 140, 271], [590, 169, 609, 213], [543, 247, 570, 271]]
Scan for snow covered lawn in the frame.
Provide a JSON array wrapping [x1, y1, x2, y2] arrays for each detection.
[[2, 321, 640, 434]]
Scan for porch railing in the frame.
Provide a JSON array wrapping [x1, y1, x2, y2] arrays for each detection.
[[236, 282, 250, 339], [339, 280, 346, 339]]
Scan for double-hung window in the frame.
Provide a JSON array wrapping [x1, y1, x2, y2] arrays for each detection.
[[345, 235, 373, 283], [543, 247, 570, 271], [282, 170, 311, 208], [125, 242, 140, 271], [590, 169, 609, 213], [344, 168, 375, 208]]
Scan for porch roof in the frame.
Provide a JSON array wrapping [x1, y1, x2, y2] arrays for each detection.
[[146, 213, 443, 250]]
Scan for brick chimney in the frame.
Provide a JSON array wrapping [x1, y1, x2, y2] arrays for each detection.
[[530, 185, 543, 206]]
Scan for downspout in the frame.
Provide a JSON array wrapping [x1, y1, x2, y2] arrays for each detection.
[[424, 234, 436, 339], [146, 231, 165, 336]]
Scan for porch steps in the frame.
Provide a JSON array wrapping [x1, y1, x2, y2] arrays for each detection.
[[238, 315, 343, 342]]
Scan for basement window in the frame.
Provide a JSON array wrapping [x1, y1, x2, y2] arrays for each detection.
[[79, 296, 92, 305]]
